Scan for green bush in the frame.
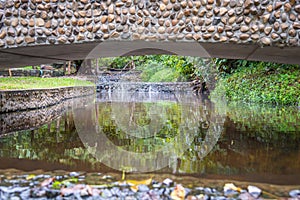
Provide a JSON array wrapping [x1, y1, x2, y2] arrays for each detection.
[[148, 68, 180, 82], [213, 62, 300, 105]]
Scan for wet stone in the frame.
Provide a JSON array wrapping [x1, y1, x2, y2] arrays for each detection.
[[289, 190, 300, 198], [138, 185, 150, 192], [247, 185, 261, 198], [163, 178, 173, 187]]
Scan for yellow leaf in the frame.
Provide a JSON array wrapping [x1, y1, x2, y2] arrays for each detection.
[[122, 170, 125, 180], [224, 183, 242, 192], [26, 174, 36, 180], [130, 185, 138, 192], [125, 178, 152, 186], [170, 184, 185, 200]]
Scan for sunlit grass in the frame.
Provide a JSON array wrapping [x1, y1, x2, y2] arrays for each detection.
[[0, 77, 94, 90]]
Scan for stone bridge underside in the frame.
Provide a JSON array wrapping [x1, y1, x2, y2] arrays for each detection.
[[0, 0, 300, 68]]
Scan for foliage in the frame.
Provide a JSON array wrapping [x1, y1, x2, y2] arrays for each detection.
[[137, 61, 180, 82], [137, 55, 195, 82], [187, 58, 220, 90], [97, 55, 196, 82], [15, 66, 40, 70], [97, 56, 146, 69], [97, 102, 181, 153], [148, 68, 180, 82], [0, 77, 94, 90], [212, 61, 300, 105]]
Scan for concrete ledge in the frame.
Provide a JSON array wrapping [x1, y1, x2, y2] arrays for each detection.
[[97, 82, 193, 93], [1, 42, 300, 69], [0, 69, 64, 77], [0, 86, 95, 113]]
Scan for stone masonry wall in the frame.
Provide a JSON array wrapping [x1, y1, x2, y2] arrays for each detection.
[[97, 82, 193, 93], [0, 86, 95, 113], [0, 0, 300, 49], [0, 69, 64, 77], [0, 96, 86, 134]]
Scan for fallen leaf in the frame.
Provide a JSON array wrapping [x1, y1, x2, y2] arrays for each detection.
[[124, 177, 153, 192], [224, 183, 242, 193], [130, 185, 138, 192], [126, 177, 152, 186], [26, 174, 36, 180], [170, 184, 186, 200]]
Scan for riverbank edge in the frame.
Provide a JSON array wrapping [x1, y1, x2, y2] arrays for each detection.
[[0, 86, 96, 113], [0, 96, 93, 135]]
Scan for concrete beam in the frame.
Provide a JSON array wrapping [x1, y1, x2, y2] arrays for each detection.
[[0, 41, 299, 69]]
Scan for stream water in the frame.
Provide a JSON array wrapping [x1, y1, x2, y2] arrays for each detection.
[[0, 91, 299, 196]]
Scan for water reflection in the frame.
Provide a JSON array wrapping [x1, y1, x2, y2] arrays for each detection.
[[0, 93, 299, 184], [74, 92, 225, 172]]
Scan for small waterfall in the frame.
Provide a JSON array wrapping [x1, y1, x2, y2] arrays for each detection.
[[108, 84, 111, 100], [148, 85, 152, 100], [148, 85, 152, 93], [108, 84, 112, 93]]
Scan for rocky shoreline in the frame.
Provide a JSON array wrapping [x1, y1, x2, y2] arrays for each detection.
[[0, 170, 299, 200]]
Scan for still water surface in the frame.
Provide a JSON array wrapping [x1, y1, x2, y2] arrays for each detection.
[[0, 92, 299, 185]]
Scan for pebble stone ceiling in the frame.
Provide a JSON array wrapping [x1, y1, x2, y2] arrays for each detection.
[[0, 0, 300, 67]]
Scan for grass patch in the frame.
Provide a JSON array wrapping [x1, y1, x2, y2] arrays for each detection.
[[213, 64, 300, 105], [138, 61, 182, 82], [13, 66, 37, 70], [0, 77, 94, 90]]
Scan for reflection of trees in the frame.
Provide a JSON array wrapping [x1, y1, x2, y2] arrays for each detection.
[[75, 93, 225, 172], [96, 101, 181, 153], [1, 96, 299, 176], [0, 112, 97, 169], [178, 102, 300, 176], [226, 102, 300, 146], [128, 103, 151, 127]]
